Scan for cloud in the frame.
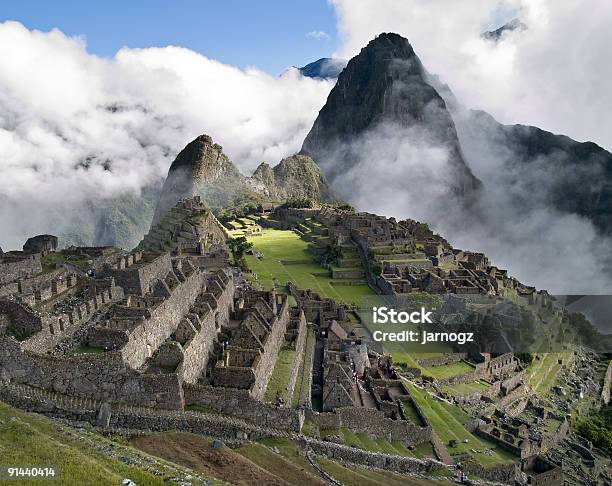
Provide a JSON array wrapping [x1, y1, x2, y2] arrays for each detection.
[[330, 0, 612, 152], [324, 0, 612, 294], [0, 21, 333, 250], [306, 30, 331, 40]]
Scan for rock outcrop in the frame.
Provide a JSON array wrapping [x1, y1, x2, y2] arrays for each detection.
[[301, 32, 480, 201], [298, 58, 347, 79], [153, 135, 337, 226], [249, 154, 335, 202], [152, 135, 244, 225]]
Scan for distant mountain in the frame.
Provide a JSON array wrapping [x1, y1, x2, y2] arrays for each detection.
[[152, 134, 336, 225], [454, 109, 612, 234], [301, 33, 480, 201], [482, 18, 527, 42], [249, 154, 335, 202], [301, 31, 612, 242], [298, 58, 347, 79]]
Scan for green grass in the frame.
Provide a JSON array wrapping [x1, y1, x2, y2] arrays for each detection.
[[245, 229, 377, 307], [0, 401, 222, 486], [441, 380, 490, 397], [422, 361, 475, 380], [316, 426, 424, 458], [526, 353, 572, 395], [72, 345, 105, 355], [404, 382, 517, 467], [292, 327, 315, 409], [238, 439, 325, 486], [40, 252, 89, 273], [264, 349, 296, 403]]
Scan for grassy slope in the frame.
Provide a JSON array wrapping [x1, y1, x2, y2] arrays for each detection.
[[404, 383, 517, 467], [0, 402, 222, 486], [525, 353, 572, 395], [245, 229, 375, 306], [264, 349, 296, 403]]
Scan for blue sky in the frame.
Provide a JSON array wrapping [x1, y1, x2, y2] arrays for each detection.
[[0, 0, 340, 73]]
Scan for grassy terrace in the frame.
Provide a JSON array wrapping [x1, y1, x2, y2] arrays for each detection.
[[423, 361, 476, 380], [308, 424, 435, 459], [292, 327, 315, 408], [526, 352, 573, 395], [245, 229, 376, 306], [441, 380, 490, 397], [0, 402, 221, 486], [404, 382, 517, 467], [245, 437, 451, 486], [264, 349, 296, 403], [315, 457, 455, 486]]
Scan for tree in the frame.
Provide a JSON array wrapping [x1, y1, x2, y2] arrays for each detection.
[[228, 236, 252, 259]]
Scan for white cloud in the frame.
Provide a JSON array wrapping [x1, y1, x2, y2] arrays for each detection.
[[330, 0, 612, 151], [0, 21, 333, 249], [306, 30, 331, 40]]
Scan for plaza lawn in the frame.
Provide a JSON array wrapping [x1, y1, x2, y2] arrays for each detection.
[[245, 229, 376, 307], [404, 382, 517, 467]]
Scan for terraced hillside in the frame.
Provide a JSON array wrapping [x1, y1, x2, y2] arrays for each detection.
[[0, 401, 224, 486]]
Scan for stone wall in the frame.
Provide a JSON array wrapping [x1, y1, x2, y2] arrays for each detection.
[[0, 337, 183, 409], [100, 252, 171, 296], [178, 271, 234, 384], [305, 407, 431, 446], [462, 461, 518, 484], [109, 268, 205, 369], [303, 438, 441, 475], [602, 360, 612, 405], [183, 383, 303, 432], [284, 311, 307, 408], [0, 254, 42, 285], [1, 280, 123, 353], [251, 296, 290, 399]]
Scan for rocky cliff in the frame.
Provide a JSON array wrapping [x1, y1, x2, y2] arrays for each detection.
[[301, 33, 480, 202], [152, 135, 336, 226], [250, 154, 335, 202]]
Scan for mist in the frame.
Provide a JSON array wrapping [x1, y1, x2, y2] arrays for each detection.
[[0, 21, 333, 250], [331, 0, 612, 153]]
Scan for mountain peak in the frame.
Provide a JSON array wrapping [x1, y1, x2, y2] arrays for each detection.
[[151, 134, 241, 225], [301, 32, 479, 200]]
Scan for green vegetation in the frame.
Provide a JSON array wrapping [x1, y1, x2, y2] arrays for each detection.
[[0, 401, 219, 486], [40, 251, 89, 273], [227, 235, 253, 270], [422, 361, 475, 380], [312, 425, 431, 458], [280, 197, 314, 209], [264, 349, 296, 403], [526, 353, 572, 395], [293, 327, 315, 408], [315, 458, 454, 486], [441, 380, 490, 397], [245, 229, 376, 306], [404, 382, 516, 466], [573, 405, 612, 456]]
